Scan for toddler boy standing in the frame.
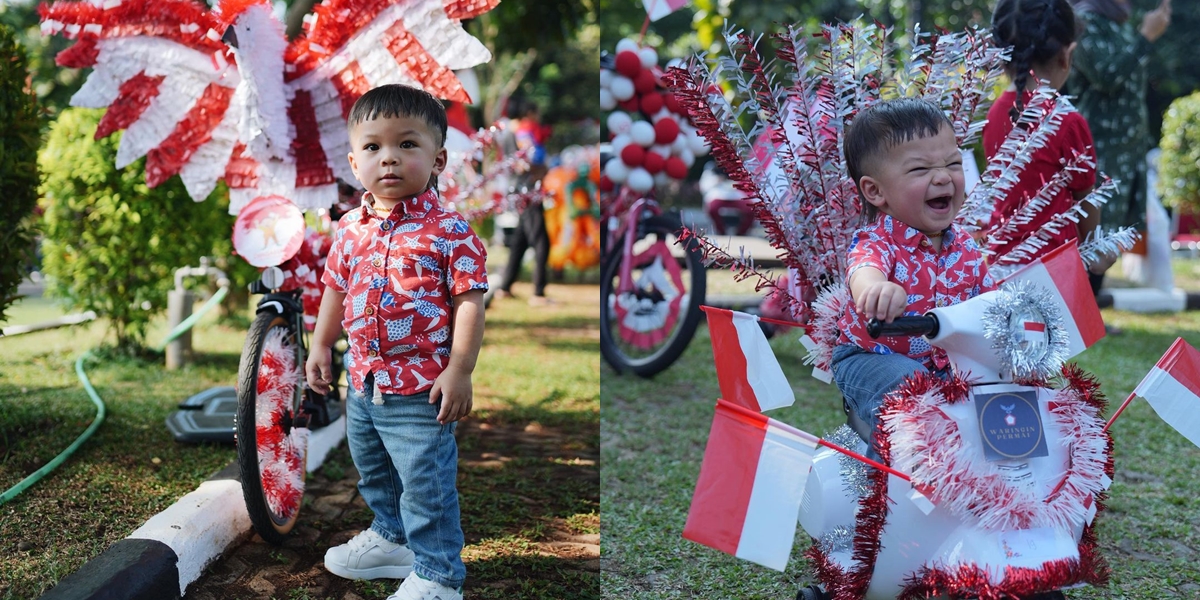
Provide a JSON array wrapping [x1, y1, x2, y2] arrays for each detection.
[[306, 83, 488, 600]]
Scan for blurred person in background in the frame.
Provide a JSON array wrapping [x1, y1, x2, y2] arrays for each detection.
[[1066, 0, 1171, 293]]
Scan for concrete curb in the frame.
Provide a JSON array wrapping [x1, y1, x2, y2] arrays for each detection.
[[39, 416, 347, 600]]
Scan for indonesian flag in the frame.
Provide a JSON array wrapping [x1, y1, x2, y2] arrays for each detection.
[[683, 400, 819, 571], [1002, 240, 1105, 359], [702, 306, 795, 412], [641, 0, 690, 21], [1131, 338, 1200, 448]]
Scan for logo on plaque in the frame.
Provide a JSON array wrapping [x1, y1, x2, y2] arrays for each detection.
[[975, 389, 1049, 461]]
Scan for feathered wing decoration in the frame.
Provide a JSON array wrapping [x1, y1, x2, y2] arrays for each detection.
[[40, 0, 498, 215], [40, 0, 242, 202]]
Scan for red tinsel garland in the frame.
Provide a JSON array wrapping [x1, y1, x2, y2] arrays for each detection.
[[808, 367, 1111, 599]]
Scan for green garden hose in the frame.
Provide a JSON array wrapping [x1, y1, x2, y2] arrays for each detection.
[[0, 352, 106, 506], [154, 285, 229, 351], [1, 285, 227, 505]]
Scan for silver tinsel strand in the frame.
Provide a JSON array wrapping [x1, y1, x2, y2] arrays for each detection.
[[982, 280, 1069, 381], [819, 524, 856, 555], [826, 424, 872, 498]]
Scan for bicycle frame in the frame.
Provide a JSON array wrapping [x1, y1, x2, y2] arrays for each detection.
[[605, 190, 663, 293]]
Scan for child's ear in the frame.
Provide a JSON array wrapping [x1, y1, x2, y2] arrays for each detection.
[[347, 151, 359, 180], [1061, 42, 1077, 70], [431, 146, 448, 177], [858, 175, 888, 211]]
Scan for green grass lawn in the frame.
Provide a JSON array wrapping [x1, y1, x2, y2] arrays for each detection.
[[1, 249, 600, 600], [601, 308, 1200, 599]]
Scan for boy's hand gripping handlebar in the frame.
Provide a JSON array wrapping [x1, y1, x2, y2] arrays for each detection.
[[866, 315, 940, 339]]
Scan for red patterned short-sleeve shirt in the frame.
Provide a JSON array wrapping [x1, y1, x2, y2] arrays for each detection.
[[836, 216, 996, 370], [322, 188, 489, 395]]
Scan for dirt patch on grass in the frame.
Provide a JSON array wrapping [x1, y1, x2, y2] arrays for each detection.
[[186, 415, 598, 600]]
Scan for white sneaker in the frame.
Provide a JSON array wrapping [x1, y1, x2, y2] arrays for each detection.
[[387, 573, 463, 600], [324, 529, 414, 580]]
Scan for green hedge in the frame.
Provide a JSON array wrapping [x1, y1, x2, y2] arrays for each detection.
[[0, 24, 41, 322], [38, 108, 242, 352], [1159, 91, 1200, 214]]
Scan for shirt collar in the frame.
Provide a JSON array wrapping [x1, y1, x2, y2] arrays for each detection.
[[358, 188, 438, 223], [881, 215, 956, 251]]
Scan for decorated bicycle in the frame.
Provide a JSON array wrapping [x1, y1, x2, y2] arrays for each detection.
[[600, 37, 711, 377], [660, 19, 1200, 600], [39, 0, 500, 543]]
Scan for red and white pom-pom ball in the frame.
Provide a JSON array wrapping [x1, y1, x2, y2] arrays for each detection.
[[654, 117, 680, 145], [615, 50, 642, 78], [620, 144, 646, 167]]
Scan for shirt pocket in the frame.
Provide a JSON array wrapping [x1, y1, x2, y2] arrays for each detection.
[[393, 248, 446, 294]]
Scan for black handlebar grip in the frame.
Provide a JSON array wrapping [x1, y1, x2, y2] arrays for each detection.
[[866, 315, 940, 339]]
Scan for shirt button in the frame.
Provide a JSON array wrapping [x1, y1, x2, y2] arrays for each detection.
[[373, 258, 384, 268], [381, 221, 392, 231], [365, 306, 374, 315], [368, 349, 377, 357]]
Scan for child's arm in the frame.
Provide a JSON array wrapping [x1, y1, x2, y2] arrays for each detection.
[[430, 288, 486, 424], [849, 266, 907, 323], [305, 288, 347, 396]]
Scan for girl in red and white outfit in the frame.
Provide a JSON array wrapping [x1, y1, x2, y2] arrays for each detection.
[[984, 0, 1116, 292]]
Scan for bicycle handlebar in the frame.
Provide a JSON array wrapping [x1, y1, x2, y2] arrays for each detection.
[[866, 315, 940, 339]]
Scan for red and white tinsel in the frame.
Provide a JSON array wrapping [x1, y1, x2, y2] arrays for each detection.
[[254, 326, 307, 520]]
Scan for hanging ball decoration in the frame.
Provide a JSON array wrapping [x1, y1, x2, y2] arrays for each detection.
[[619, 97, 640, 113], [638, 46, 659, 69], [643, 151, 665, 175], [610, 133, 632, 154], [688, 131, 709, 156], [600, 68, 612, 88], [629, 120, 657, 147], [671, 133, 689, 154], [678, 147, 695, 168], [634, 69, 657, 95], [654, 171, 671, 189], [665, 156, 688, 179], [615, 37, 639, 54], [654, 117, 680, 144], [626, 167, 654, 193], [599, 175, 614, 193], [663, 92, 681, 115], [639, 91, 664, 116], [615, 50, 642, 79], [600, 88, 616, 111], [609, 75, 635, 101], [606, 111, 633, 136], [604, 157, 630, 184], [620, 143, 646, 167]]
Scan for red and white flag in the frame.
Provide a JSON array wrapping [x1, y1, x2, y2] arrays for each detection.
[[683, 400, 819, 571], [1002, 240, 1105, 359], [1131, 338, 1200, 448], [641, 0, 690, 21], [703, 306, 795, 412]]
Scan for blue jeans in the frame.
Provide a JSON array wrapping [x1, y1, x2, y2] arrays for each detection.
[[346, 375, 465, 589], [831, 344, 933, 458]]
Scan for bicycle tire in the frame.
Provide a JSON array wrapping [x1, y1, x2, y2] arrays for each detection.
[[235, 311, 307, 544], [600, 213, 705, 377]]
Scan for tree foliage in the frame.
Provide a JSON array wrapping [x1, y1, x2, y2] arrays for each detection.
[[0, 23, 40, 323], [38, 108, 241, 352], [1158, 91, 1200, 213]]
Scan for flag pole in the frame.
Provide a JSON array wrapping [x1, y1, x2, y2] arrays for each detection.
[[716, 400, 912, 482], [639, 0, 659, 43], [1103, 391, 1138, 433], [815, 439, 912, 482]]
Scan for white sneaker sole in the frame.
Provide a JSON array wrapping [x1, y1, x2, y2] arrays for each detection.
[[324, 558, 413, 580]]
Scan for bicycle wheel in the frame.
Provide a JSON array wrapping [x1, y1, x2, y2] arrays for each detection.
[[235, 311, 308, 544], [600, 213, 706, 377]]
